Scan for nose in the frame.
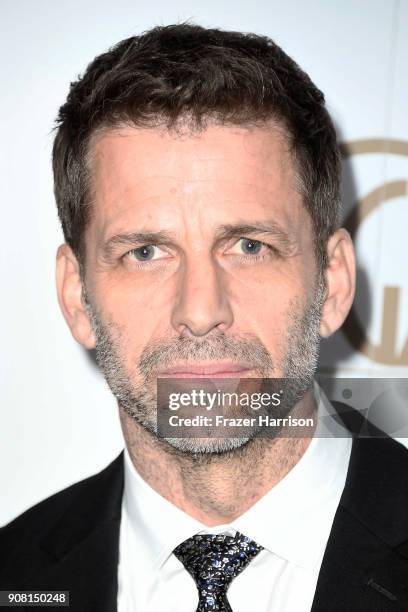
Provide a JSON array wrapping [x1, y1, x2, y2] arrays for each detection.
[[171, 254, 234, 337]]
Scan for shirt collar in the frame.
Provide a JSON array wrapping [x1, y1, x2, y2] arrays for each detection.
[[122, 380, 351, 572], [230, 381, 352, 569], [123, 446, 207, 570]]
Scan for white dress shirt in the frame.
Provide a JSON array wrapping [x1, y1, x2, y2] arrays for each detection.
[[117, 382, 352, 611]]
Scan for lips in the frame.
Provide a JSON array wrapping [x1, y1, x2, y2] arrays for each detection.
[[157, 362, 254, 378]]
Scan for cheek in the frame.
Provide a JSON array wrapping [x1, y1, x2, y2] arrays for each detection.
[[93, 274, 176, 338], [227, 271, 309, 352], [229, 275, 293, 336]]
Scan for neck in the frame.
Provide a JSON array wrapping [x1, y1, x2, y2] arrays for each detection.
[[120, 389, 316, 527]]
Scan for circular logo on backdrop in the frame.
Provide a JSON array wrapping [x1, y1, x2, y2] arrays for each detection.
[[340, 139, 408, 366]]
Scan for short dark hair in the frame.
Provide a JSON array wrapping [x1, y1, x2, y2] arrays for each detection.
[[53, 23, 341, 271]]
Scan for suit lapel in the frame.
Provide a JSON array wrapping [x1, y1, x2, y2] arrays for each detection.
[[22, 452, 124, 612], [9, 423, 408, 611], [312, 437, 408, 611], [31, 519, 121, 612]]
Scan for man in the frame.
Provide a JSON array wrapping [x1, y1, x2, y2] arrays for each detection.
[[1, 23, 408, 612]]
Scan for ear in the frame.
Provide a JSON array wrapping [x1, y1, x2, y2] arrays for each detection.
[[55, 244, 96, 349], [319, 228, 356, 338]]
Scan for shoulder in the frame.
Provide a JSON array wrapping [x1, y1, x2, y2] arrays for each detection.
[[0, 453, 124, 572], [342, 436, 408, 544], [347, 435, 408, 489]]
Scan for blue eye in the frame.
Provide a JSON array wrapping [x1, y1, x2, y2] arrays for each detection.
[[131, 245, 156, 260], [239, 238, 263, 254]]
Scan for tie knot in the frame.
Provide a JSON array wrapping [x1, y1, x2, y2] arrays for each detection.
[[173, 531, 263, 611]]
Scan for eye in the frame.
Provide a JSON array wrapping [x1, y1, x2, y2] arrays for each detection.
[[237, 238, 263, 255], [229, 238, 268, 256], [126, 245, 168, 262]]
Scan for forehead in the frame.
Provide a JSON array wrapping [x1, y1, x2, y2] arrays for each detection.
[[86, 123, 309, 240]]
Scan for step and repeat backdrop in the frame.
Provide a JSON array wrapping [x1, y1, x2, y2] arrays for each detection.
[[1, 0, 407, 525]]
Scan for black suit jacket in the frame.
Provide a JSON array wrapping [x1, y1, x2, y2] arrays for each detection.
[[2, 433, 408, 611]]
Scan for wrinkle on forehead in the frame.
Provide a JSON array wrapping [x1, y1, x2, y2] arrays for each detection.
[[87, 118, 294, 184], [84, 122, 309, 255], [89, 123, 295, 192]]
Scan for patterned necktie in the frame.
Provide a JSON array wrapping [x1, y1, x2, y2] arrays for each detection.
[[173, 531, 263, 611]]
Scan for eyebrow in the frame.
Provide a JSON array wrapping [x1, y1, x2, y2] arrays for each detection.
[[102, 230, 176, 258], [102, 220, 296, 258], [214, 221, 295, 251]]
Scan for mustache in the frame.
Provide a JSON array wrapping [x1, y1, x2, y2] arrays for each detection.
[[138, 333, 274, 378]]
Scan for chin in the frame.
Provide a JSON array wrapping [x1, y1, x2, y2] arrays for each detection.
[[162, 435, 252, 456]]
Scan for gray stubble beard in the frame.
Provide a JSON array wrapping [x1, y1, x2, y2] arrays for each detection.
[[84, 277, 326, 457]]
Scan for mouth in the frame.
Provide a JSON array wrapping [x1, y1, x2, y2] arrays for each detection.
[[157, 362, 255, 379]]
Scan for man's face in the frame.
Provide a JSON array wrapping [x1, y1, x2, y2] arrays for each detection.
[[81, 123, 324, 453]]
